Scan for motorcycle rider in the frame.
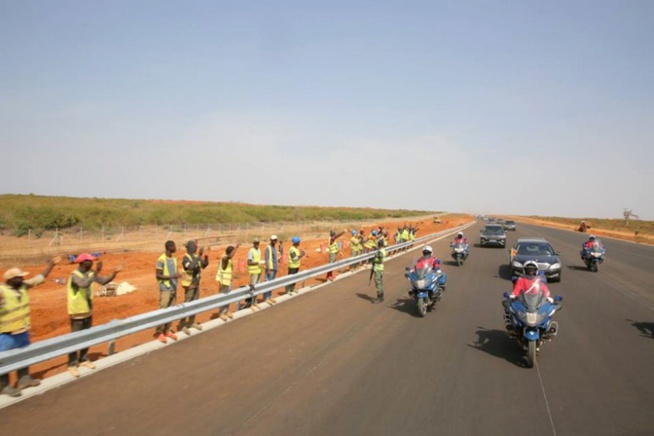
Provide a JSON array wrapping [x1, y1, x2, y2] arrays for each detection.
[[503, 261, 552, 318], [453, 232, 468, 245], [580, 235, 598, 260], [412, 245, 447, 290]]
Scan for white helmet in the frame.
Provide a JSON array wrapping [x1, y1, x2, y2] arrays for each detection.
[[422, 245, 433, 254], [589, 235, 596, 240], [524, 260, 538, 275], [457, 232, 463, 238]]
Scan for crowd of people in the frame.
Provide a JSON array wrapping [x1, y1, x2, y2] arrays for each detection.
[[0, 223, 424, 397]]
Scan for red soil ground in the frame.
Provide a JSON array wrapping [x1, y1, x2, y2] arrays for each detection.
[[6, 216, 470, 381]]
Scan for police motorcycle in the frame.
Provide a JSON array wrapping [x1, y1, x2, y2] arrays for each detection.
[[581, 239, 605, 272], [503, 272, 563, 368], [405, 254, 447, 317], [450, 242, 469, 266]]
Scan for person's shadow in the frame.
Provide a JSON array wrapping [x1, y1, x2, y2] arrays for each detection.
[[627, 319, 654, 338], [355, 292, 376, 303], [468, 326, 527, 367]]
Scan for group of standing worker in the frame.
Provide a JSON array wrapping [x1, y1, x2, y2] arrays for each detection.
[[0, 222, 415, 397]]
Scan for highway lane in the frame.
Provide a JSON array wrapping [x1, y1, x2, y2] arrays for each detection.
[[0, 222, 652, 435]]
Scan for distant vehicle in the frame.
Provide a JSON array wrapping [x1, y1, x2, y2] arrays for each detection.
[[433, 216, 442, 223], [504, 220, 517, 231], [487, 217, 496, 223], [509, 238, 562, 282], [479, 224, 506, 247]]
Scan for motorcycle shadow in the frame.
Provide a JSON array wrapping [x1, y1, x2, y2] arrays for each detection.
[[497, 264, 513, 280], [390, 297, 426, 318], [627, 319, 654, 339], [468, 326, 529, 368], [567, 265, 589, 271], [443, 260, 460, 267]]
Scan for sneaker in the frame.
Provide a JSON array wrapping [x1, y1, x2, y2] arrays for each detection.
[[191, 323, 203, 331], [1, 385, 21, 397], [267, 299, 276, 305], [328, 277, 334, 282], [226, 313, 234, 319], [81, 361, 96, 370], [157, 334, 167, 343], [219, 314, 229, 322], [68, 366, 80, 378], [17, 375, 41, 390], [165, 332, 178, 341], [182, 327, 191, 335]]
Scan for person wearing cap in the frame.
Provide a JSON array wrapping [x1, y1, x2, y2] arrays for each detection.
[[326, 229, 346, 281], [155, 240, 183, 343], [349, 229, 363, 270], [285, 236, 306, 294], [0, 256, 60, 397], [241, 238, 263, 310], [66, 253, 122, 378], [178, 240, 209, 335], [262, 235, 279, 304], [216, 243, 240, 321], [372, 239, 387, 304]]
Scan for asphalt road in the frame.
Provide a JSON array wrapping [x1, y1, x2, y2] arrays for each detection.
[[1, 222, 652, 436]]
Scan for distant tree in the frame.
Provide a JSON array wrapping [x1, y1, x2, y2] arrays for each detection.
[[623, 208, 639, 226]]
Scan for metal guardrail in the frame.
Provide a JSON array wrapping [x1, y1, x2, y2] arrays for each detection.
[[0, 222, 474, 374]]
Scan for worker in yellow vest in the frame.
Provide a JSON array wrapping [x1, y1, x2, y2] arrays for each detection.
[[326, 230, 346, 281], [372, 239, 387, 304], [0, 256, 60, 398], [349, 229, 363, 270], [285, 236, 306, 294], [67, 253, 122, 378], [177, 240, 209, 336], [216, 243, 240, 321], [242, 238, 264, 310], [155, 240, 182, 343]]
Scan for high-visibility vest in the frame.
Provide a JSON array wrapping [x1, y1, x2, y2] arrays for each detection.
[[248, 248, 262, 275], [265, 245, 278, 270], [157, 253, 178, 289], [181, 253, 202, 287], [67, 269, 93, 317], [328, 238, 339, 254], [288, 246, 301, 269], [409, 231, 416, 241], [373, 248, 387, 272], [0, 284, 30, 333], [350, 236, 362, 252], [216, 257, 232, 286], [401, 229, 410, 241], [364, 235, 376, 250]]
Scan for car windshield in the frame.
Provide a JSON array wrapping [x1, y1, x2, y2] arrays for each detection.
[[506, 221, 515, 225], [517, 242, 554, 256], [484, 226, 504, 235]]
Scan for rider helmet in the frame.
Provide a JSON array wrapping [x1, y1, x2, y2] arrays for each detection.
[[589, 235, 596, 241], [524, 260, 538, 276], [422, 245, 433, 256], [291, 236, 301, 244], [457, 232, 463, 238]]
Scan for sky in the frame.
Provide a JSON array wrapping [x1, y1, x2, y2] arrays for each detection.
[[1, 0, 652, 219]]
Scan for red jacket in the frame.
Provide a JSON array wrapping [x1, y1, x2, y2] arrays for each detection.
[[454, 237, 468, 245], [512, 277, 550, 299], [416, 256, 441, 270]]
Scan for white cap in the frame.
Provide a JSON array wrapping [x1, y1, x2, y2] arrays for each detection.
[[270, 235, 278, 240]]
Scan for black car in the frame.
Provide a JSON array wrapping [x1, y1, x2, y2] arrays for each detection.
[[509, 238, 562, 282], [504, 220, 517, 231], [479, 224, 506, 247]]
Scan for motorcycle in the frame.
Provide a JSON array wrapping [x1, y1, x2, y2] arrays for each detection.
[[581, 240, 605, 272], [450, 242, 469, 266], [405, 263, 446, 317], [503, 279, 563, 368]]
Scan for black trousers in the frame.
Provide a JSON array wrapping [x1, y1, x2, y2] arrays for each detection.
[[68, 316, 93, 366]]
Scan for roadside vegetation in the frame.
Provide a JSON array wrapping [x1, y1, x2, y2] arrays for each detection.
[[527, 215, 654, 236], [0, 194, 439, 237]]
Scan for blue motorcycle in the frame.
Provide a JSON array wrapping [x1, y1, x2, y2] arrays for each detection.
[[450, 242, 469, 266], [405, 264, 447, 317], [581, 240, 606, 272], [503, 282, 563, 368]]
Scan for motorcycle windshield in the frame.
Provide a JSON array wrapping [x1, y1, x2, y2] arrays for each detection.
[[452, 243, 466, 251], [591, 241, 604, 253], [519, 279, 547, 311], [413, 264, 433, 280]]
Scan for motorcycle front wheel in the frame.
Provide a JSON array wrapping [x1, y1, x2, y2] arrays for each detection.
[[417, 297, 427, 317], [527, 341, 537, 368], [456, 256, 461, 267]]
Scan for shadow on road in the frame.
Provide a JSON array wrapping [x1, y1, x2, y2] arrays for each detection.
[[468, 327, 527, 368], [390, 297, 422, 318], [355, 292, 376, 303], [443, 260, 462, 267], [498, 264, 513, 280], [567, 265, 589, 272], [627, 319, 654, 338]]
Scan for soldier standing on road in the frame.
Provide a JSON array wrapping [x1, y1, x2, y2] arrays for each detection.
[[0, 257, 60, 397], [216, 244, 240, 321], [178, 240, 209, 335], [66, 253, 122, 378], [155, 240, 182, 344], [285, 236, 305, 294], [326, 230, 346, 281], [372, 240, 387, 304]]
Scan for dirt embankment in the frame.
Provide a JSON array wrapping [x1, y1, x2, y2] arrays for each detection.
[[5, 215, 471, 381]]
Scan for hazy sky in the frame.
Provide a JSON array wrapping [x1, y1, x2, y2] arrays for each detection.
[[1, 1, 652, 219]]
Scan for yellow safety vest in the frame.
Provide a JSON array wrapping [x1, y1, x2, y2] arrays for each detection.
[[288, 246, 301, 269], [409, 231, 416, 241], [0, 284, 30, 333], [181, 253, 201, 287], [364, 235, 376, 250], [157, 253, 178, 289], [216, 257, 232, 286], [401, 229, 410, 241], [265, 246, 277, 270], [248, 248, 262, 275], [350, 236, 362, 252], [373, 248, 387, 272], [67, 269, 94, 317], [328, 238, 339, 254]]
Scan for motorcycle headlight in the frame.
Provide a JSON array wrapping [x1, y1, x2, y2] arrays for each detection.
[[512, 261, 523, 268], [455, 248, 463, 253], [526, 312, 538, 326], [415, 279, 426, 288], [592, 252, 602, 258], [549, 263, 561, 270]]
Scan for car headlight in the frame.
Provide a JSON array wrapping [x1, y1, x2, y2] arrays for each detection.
[[549, 263, 561, 270], [512, 261, 523, 268]]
